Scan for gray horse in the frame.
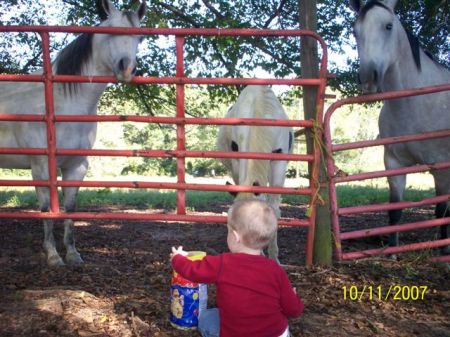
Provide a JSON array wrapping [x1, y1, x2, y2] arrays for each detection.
[[217, 86, 293, 262], [350, 0, 450, 254], [0, 0, 146, 266]]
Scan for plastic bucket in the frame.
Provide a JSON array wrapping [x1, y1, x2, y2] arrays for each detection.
[[170, 251, 208, 330]]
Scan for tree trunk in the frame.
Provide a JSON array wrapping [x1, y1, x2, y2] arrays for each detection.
[[299, 0, 332, 265]]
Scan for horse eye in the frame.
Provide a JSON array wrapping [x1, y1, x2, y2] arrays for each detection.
[[386, 23, 393, 30]]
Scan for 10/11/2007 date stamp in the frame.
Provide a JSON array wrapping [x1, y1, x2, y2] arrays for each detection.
[[342, 285, 429, 301]]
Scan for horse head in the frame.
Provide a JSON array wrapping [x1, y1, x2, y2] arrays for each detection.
[[227, 131, 268, 200], [350, 0, 401, 93], [96, 0, 147, 82]]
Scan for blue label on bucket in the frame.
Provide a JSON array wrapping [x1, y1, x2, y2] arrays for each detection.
[[170, 284, 200, 328]]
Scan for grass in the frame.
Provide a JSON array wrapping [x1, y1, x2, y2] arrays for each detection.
[[333, 185, 435, 207], [0, 185, 434, 210], [0, 188, 234, 210]]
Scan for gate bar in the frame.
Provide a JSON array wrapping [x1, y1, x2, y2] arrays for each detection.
[[335, 160, 450, 184], [0, 74, 323, 86], [333, 128, 450, 152], [0, 26, 329, 266], [175, 36, 186, 215], [0, 113, 315, 127], [0, 25, 328, 39], [343, 238, 450, 260], [0, 180, 311, 195], [324, 84, 450, 261], [339, 193, 450, 216], [0, 211, 309, 227], [0, 148, 313, 162], [41, 31, 60, 213], [341, 217, 450, 240]]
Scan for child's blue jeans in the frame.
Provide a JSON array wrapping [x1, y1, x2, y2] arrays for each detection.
[[198, 308, 220, 337], [197, 308, 290, 337]]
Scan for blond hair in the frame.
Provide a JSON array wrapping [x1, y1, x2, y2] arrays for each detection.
[[227, 199, 278, 250]]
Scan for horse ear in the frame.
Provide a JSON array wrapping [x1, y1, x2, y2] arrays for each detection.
[[137, 0, 147, 20], [129, 0, 146, 20], [97, 0, 114, 20], [380, 0, 398, 10], [349, 0, 362, 12]]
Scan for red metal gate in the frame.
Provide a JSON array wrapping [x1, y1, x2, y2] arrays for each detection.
[[324, 84, 450, 263], [0, 26, 329, 265]]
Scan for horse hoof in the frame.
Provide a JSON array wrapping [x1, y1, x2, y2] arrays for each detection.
[[66, 251, 84, 265], [48, 255, 65, 267]]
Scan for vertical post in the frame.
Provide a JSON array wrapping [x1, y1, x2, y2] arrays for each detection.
[[299, 1, 332, 266], [41, 32, 60, 213], [323, 110, 343, 260], [175, 36, 186, 215]]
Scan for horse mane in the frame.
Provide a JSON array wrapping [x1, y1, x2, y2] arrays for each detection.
[[54, 33, 93, 76], [359, 1, 391, 20], [54, 32, 94, 93], [406, 30, 448, 71], [405, 30, 422, 71]]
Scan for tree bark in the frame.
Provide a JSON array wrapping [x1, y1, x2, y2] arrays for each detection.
[[299, 0, 332, 265]]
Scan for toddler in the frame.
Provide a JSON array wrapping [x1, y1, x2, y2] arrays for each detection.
[[170, 199, 304, 337]]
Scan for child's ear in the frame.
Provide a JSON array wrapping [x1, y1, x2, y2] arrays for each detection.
[[232, 230, 241, 243]]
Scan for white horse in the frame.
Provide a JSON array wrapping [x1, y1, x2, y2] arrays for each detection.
[[350, 0, 450, 254], [217, 85, 294, 261], [0, 0, 146, 267]]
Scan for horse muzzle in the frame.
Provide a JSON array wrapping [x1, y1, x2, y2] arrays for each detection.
[[358, 63, 382, 94], [115, 57, 137, 83], [360, 81, 379, 94], [358, 70, 380, 94]]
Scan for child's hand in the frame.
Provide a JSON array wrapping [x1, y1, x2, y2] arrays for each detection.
[[293, 287, 297, 294], [170, 246, 188, 260]]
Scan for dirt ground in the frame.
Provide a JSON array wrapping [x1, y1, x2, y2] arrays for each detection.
[[0, 202, 449, 337]]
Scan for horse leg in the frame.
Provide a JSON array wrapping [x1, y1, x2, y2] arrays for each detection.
[[435, 203, 450, 254], [61, 158, 88, 265], [384, 148, 408, 249], [31, 158, 65, 267], [387, 173, 406, 249], [432, 171, 450, 255], [42, 218, 65, 267], [266, 159, 288, 263], [61, 160, 88, 265]]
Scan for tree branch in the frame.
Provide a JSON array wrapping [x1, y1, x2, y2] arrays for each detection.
[[157, 2, 239, 80], [263, 0, 288, 28], [201, 0, 224, 19], [61, 0, 92, 12], [156, 2, 256, 95], [157, 2, 200, 27], [252, 39, 296, 72], [136, 86, 155, 116]]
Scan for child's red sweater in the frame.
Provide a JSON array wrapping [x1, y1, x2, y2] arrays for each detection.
[[171, 252, 304, 337]]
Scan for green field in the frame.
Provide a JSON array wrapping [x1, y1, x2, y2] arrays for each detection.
[[0, 183, 434, 211]]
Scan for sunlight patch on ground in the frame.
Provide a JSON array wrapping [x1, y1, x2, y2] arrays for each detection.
[[74, 222, 91, 227], [97, 223, 122, 230]]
